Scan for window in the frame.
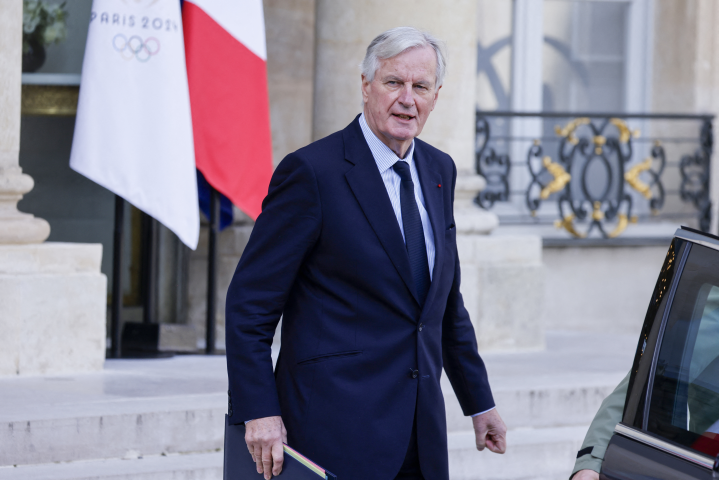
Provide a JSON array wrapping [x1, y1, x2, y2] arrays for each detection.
[[484, 0, 654, 114], [647, 244, 719, 457], [543, 0, 629, 112]]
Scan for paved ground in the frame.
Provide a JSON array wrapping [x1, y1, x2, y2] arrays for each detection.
[[484, 330, 636, 389], [0, 330, 636, 425]]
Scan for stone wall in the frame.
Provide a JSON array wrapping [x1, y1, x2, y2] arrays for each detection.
[[542, 245, 668, 335], [458, 234, 544, 352]]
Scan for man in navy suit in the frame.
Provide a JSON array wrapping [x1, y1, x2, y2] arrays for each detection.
[[225, 27, 507, 480]]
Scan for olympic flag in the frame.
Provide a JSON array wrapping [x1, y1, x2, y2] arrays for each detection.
[[182, 0, 273, 220], [70, 0, 199, 249]]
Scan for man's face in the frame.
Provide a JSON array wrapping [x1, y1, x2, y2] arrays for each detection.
[[361, 45, 441, 157]]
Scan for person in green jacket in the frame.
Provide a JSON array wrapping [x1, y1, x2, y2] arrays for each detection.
[[570, 372, 629, 480]]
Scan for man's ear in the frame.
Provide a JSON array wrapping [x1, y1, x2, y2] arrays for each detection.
[[430, 85, 441, 111], [361, 74, 370, 104]]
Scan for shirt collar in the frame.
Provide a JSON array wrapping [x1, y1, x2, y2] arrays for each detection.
[[359, 113, 415, 174]]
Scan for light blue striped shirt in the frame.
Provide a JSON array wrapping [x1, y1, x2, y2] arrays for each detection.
[[358, 113, 435, 280]]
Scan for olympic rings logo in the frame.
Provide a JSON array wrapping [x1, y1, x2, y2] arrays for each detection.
[[112, 34, 160, 62]]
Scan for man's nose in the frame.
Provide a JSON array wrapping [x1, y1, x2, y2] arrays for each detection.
[[398, 84, 414, 108]]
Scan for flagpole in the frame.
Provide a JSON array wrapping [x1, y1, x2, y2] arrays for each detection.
[[141, 213, 158, 325], [111, 195, 125, 359], [205, 186, 220, 354]]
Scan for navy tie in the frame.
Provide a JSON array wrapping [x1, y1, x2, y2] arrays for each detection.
[[393, 161, 431, 307]]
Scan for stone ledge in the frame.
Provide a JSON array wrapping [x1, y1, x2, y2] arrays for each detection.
[[543, 236, 673, 248], [0, 242, 102, 274], [457, 234, 542, 265], [494, 223, 680, 248]]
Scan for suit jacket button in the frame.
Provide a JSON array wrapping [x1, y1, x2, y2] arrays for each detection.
[[418, 323, 424, 332], [411, 369, 419, 379]]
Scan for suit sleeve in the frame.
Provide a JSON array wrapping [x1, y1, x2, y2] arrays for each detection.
[[225, 152, 322, 424], [570, 371, 630, 478], [442, 161, 496, 416]]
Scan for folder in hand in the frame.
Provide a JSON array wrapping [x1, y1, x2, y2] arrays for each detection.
[[224, 415, 337, 479]]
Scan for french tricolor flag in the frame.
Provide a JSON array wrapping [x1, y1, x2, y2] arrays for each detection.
[[182, 0, 273, 220]]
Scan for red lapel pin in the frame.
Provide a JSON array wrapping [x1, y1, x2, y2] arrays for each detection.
[[437, 184, 442, 188]]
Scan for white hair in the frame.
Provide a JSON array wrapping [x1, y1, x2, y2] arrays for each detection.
[[360, 27, 447, 88]]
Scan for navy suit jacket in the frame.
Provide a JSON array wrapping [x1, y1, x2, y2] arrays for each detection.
[[225, 115, 495, 480]]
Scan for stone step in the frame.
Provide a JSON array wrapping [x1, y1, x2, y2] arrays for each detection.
[[0, 426, 586, 480], [444, 371, 624, 432], [2, 393, 226, 467], [1, 425, 586, 480], [448, 425, 587, 480], [0, 451, 223, 480], [2, 375, 613, 468], [0, 356, 230, 468]]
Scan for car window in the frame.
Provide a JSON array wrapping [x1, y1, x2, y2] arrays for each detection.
[[647, 244, 719, 457]]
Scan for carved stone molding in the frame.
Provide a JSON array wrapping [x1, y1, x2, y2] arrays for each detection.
[[21, 85, 79, 116]]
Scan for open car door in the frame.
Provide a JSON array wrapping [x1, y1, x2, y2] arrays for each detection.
[[602, 228, 719, 479]]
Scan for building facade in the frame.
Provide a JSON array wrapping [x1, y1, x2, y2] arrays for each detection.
[[4, 0, 719, 353]]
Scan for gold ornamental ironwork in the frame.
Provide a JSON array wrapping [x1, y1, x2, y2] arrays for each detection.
[[625, 157, 654, 199], [539, 156, 571, 200], [554, 214, 586, 239], [554, 117, 590, 145], [553, 203, 633, 239], [607, 214, 630, 238], [475, 110, 712, 240]]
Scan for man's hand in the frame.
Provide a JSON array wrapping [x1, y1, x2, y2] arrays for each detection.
[[472, 408, 507, 454], [245, 416, 287, 480], [573, 469, 599, 480]]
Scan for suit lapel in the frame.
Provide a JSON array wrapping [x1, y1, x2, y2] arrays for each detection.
[[413, 142, 446, 312], [343, 118, 421, 305]]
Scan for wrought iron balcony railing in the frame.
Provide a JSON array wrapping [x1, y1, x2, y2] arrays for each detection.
[[475, 111, 714, 238]]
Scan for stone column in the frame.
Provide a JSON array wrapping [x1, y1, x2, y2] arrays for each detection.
[[0, 1, 106, 376], [0, 0, 50, 244]]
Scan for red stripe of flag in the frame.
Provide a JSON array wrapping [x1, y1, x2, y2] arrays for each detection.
[[183, 1, 273, 220]]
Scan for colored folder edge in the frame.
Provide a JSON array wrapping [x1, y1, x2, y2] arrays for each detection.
[[283, 444, 337, 479]]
